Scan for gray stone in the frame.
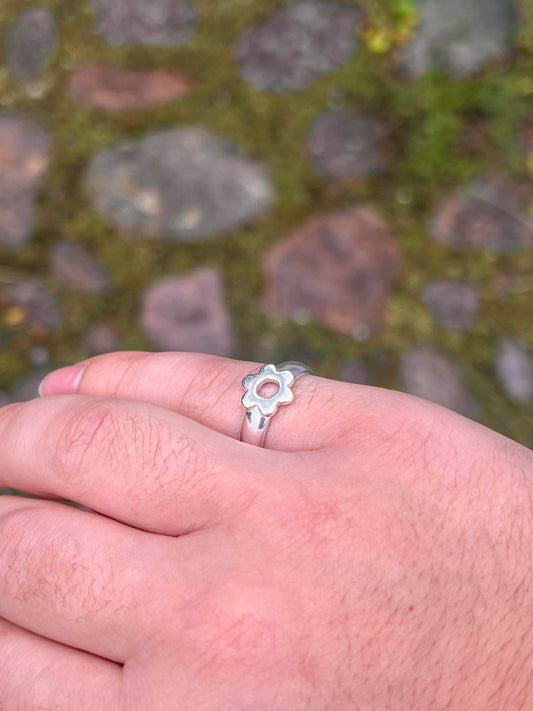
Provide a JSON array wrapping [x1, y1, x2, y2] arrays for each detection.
[[51, 241, 112, 294], [86, 127, 273, 241], [7, 8, 57, 83], [400, 345, 478, 419], [1, 281, 62, 333], [28, 345, 50, 367], [308, 110, 386, 179], [5, 369, 52, 404], [89, 0, 197, 47], [82, 323, 120, 355], [339, 361, 372, 385], [263, 207, 402, 336], [431, 176, 533, 253], [422, 280, 479, 332], [402, 0, 519, 78], [495, 339, 533, 404], [140, 267, 235, 356], [235, 0, 361, 92], [0, 116, 51, 249]]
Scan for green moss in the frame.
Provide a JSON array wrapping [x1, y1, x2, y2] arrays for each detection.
[[0, 0, 532, 443]]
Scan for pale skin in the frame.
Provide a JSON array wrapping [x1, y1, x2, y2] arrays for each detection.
[[0, 352, 533, 710]]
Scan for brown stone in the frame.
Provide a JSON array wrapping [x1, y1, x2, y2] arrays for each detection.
[[400, 345, 479, 419], [0, 116, 51, 248], [68, 64, 193, 111], [262, 207, 402, 336], [140, 267, 236, 356], [82, 323, 120, 355], [431, 176, 533, 253], [51, 241, 112, 294]]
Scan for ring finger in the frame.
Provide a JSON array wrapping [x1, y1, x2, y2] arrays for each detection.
[[39, 351, 358, 451]]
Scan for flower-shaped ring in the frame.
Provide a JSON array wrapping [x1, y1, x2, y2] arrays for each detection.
[[240, 362, 314, 448]]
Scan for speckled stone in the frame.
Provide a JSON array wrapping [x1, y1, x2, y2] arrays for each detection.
[[86, 127, 273, 241], [495, 338, 533, 404], [0, 116, 51, 249], [89, 0, 197, 47], [400, 345, 478, 419], [82, 323, 120, 355], [68, 64, 193, 111], [140, 267, 235, 356], [1, 281, 62, 334], [402, 0, 519, 78], [263, 207, 402, 337], [431, 177, 533, 253], [235, 0, 361, 92], [339, 361, 372, 385], [7, 7, 57, 83], [51, 241, 112, 294], [307, 110, 387, 179], [422, 280, 479, 332]]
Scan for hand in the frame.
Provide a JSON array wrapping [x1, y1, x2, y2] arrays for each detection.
[[0, 351, 532, 710]]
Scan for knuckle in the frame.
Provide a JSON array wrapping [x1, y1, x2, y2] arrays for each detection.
[[0, 507, 118, 620], [0, 506, 38, 566], [52, 400, 207, 495], [52, 401, 116, 481]]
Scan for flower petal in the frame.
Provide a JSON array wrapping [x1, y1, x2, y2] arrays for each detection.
[[242, 391, 257, 409], [242, 374, 257, 389], [279, 369, 295, 387]]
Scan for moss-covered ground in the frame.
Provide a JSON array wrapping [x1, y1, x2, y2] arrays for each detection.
[[1, 0, 533, 444]]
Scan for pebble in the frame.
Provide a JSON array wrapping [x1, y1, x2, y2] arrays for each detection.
[[235, 0, 361, 92], [262, 206, 402, 336], [1, 281, 62, 334], [495, 338, 533, 404], [28, 345, 50, 367], [422, 280, 479, 332], [140, 267, 236, 356], [339, 361, 372, 385], [51, 241, 113, 294], [82, 323, 120, 355], [401, 0, 519, 78], [431, 176, 533, 252], [400, 345, 478, 419], [4, 369, 52, 404], [307, 110, 387, 180], [86, 127, 273, 241], [7, 7, 57, 83], [68, 64, 193, 111], [89, 0, 197, 47], [0, 116, 51, 249]]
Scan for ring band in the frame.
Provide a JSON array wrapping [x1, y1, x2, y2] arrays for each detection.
[[240, 361, 314, 448]]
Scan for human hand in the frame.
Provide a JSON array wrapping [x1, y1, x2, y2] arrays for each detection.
[[1, 351, 532, 710]]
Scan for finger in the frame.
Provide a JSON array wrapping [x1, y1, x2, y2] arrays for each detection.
[[0, 617, 122, 710], [0, 394, 278, 535], [40, 351, 358, 450], [0, 496, 199, 662]]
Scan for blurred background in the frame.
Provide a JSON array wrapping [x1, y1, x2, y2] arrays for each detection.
[[0, 0, 532, 446]]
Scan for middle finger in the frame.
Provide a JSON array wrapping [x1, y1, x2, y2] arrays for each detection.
[[0, 395, 281, 535]]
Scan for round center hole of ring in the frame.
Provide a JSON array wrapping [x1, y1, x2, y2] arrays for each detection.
[[257, 379, 281, 398]]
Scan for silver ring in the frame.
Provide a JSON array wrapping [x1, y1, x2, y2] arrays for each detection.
[[240, 361, 314, 448]]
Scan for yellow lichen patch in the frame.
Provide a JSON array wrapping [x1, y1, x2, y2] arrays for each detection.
[[4, 306, 26, 327]]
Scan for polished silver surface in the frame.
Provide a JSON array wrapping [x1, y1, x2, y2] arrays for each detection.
[[240, 362, 313, 447]]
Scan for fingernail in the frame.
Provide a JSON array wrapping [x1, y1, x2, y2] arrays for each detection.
[[39, 362, 88, 396]]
